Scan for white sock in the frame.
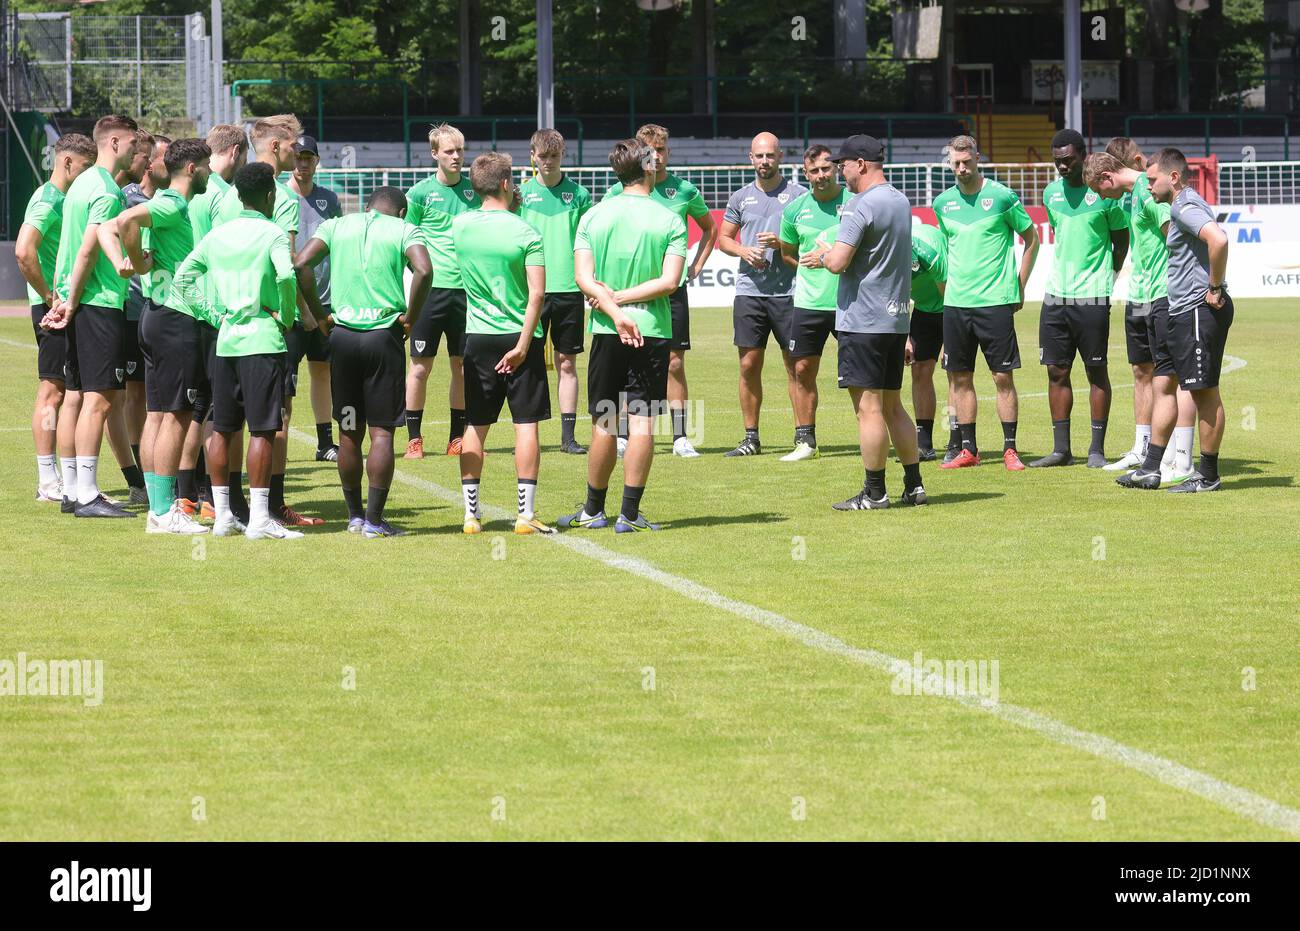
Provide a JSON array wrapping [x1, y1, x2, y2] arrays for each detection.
[[462, 480, 480, 520], [250, 487, 270, 525], [1134, 425, 1151, 457], [212, 486, 231, 522], [1174, 426, 1195, 474], [76, 455, 100, 505], [37, 454, 57, 486], [518, 479, 536, 521], [61, 457, 78, 498]]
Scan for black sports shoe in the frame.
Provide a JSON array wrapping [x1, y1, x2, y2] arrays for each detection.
[[1028, 451, 1073, 468], [74, 494, 136, 518], [61, 496, 76, 515], [1086, 451, 1107, 468], [832, 490, 890, 510], [941, 445, 960, 465], [560, 439, 587, 455], [315, 445, 340, 463], [1115, 468, 1161, 489], [724, 436, 762, 457], [1168, 472, 1220, 493], [918, 446, 937, 462], [901, 485, 928, 506]]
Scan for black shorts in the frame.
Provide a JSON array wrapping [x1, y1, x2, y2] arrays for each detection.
[[1039, 297, 1111, 367], [282, 321, 332, 397], [212, 352, 287, 434], [329, 323, 407, 430], [31, 305, 68, 383], [541, 292, 586, 355], [194, 320, 219, 419], [941, 305, 1021, 373], [787, 307, 837, 358], [409, 287, 466, 359], [463, 333, 551, 426], [138, 303, 203, 413], [838, 332, 908, 391], [67, 303, 126, 393], [122, 317, 145, 382], [733, 295, 794, 350], [1167, 298, 1234, 391], [1124, 299, 1163, 366], [669, 284, 690, 350], [587, 333, 670, 426], [908, 311, 944, 363]]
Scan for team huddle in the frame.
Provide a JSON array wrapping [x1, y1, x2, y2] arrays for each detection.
[[18, 115, 1234, 540]]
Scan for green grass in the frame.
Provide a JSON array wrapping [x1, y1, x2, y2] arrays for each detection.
[[0, 299, 1296, 841]]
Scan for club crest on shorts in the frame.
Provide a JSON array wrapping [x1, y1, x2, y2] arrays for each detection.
[[980, 198, 993, 211], [187, 388, 197, 404], [126, 361, 137, 375], [561, 191, 574, 205], [115, 368, 125, 382], [414, 339, 427, 354]]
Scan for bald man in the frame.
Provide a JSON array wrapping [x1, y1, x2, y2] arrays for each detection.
[[717, 133, 806, 457]]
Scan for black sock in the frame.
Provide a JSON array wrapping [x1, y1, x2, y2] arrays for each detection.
[[177, 468, 197, 501], [561, 412, 577, 444], [795, 424, 816, 447], [620, 484, 645, 522], [1001, 420, 1017, 452], [122, 464, 144, 489], [449, 408, 467, 443], [959, 423, 976, 454], [903, 461, 922, 492], [745, 426, 759, 443], [671, 407, 687, 441], [316, 422, 334, 450], [617, 410, 628, 441], [342, 485, 364, 520], [1199, 451, 1219, 482], [229, 471, 248, 519], [1089, 418, 1107, 455], [584, 483, 608, 517], [917, 418, 934, 450], [1052, 419, 1071, 455], [406, 409, 423, 440], [947, 414, 961, 450], [196, 447, 209, 498], [1140, 443, 1165, 473], [864, 468, 887, 500], [270, 473, 286, 512], [130, 443, 142, 471], [365, 485, 390, 524]]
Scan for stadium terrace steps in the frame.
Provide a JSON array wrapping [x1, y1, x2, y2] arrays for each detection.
[[985, 113, 1060, 164]]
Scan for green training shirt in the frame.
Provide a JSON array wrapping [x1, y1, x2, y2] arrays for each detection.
[[53, 166, 127, 309], [605, 172, 708, 285], [171, 210, 296, 354], [1125, 173, 1171, 304], [910, 222, 948, 314], [452, 209, 545, 337], [519, 173, 592, 293], [188, 172, 228, 243], [311, 211, 422, 330], [574, 194, 688, 340], [405, 174, 480, 289], [21, 181, 64, 305], [142, 188, 194, 307], [779, 186, 852, 311], [1043, 177, 1127, 299], [932, 178, 1032, 308], [213, 175, 299, 240]]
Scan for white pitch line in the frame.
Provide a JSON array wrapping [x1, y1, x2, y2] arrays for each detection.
[[289, 409, 1299, 839]]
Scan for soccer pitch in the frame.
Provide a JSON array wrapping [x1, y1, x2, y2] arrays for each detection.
[[0, 299, 1295, 841]]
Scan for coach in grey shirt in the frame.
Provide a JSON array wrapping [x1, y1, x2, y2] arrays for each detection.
[[716, 132, 807, 457], [1119, 146, 1231, 493], [822, 134, 924, 510]]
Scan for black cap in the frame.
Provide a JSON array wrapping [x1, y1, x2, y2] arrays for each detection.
[[293, 135, 320, 157], [831, 134, 886, 164]]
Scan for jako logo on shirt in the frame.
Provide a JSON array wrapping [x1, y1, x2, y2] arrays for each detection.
[[980, 198, 993, 211], [49, 861, 151, 912]]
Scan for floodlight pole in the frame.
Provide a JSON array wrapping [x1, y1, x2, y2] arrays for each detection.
[[1063, 0, 1082, 131], [537, 0, 554, 130]]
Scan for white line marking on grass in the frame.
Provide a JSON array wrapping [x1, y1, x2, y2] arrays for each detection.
[[290, 404, 1299, 839]]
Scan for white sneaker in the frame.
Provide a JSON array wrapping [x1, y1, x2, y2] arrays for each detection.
[[1161, 462, 1196, 484], [1103, 450, 1144, 472], [145, 511, 168, 534], [779, 441, 820, 462], [212, 515, 248, 537], [36, 481, 63, 502], [245, 518, 304, 540], [616, 436, 628, 459], [673, 436, 701, 458], [164, 504, 208, 535]]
